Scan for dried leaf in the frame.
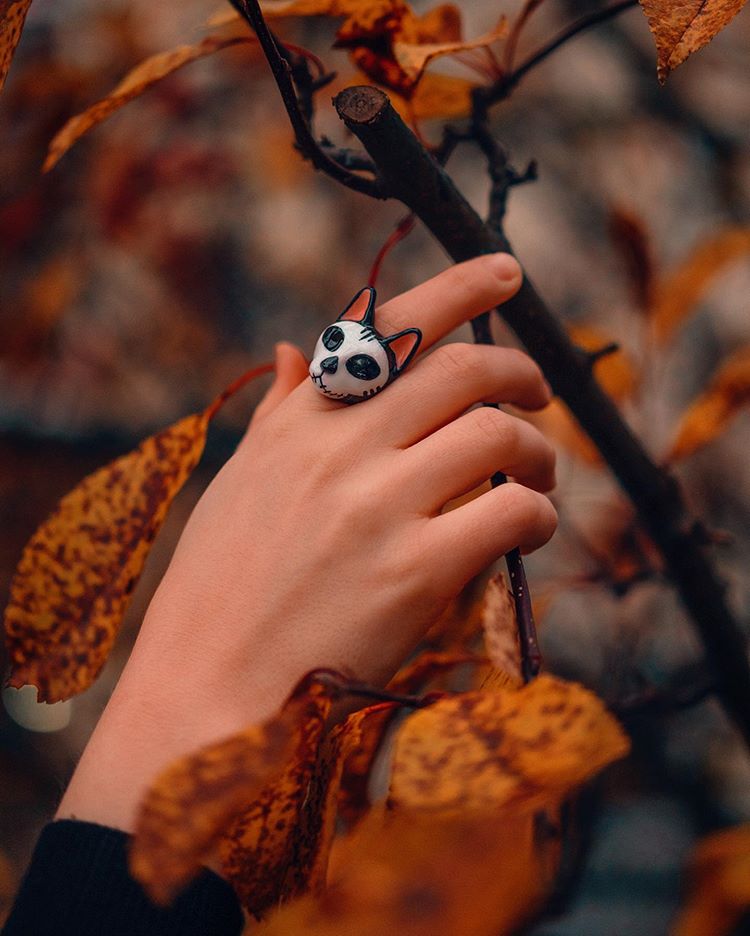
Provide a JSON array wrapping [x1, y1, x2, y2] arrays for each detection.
[[130, 676, 334, 904], [609, 207, 655, 312], [0, 0, 31, 95], [262, 808, 559, 936], [337, 702, 400, 826], [668, 347, 750, 461], [388, 650, 481, 693], [638, 0, 748, 81], [527, 324, 636, 465], [219, 676, 340, 916], [651, 228, 750, 343], [43, 35, 254, 172], [481, 573, 522, 686], [672, 824, 750, 936], [3, 364, 273, 702], [389, 675, 629, 814], [392, 16, 505, 84]]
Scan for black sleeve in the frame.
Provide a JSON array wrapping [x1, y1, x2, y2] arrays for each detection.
[[2, 820, 243, 936]]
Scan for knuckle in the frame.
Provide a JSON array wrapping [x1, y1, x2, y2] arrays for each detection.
[[432, 343, 485, 382], [472, 407, 515, 447]]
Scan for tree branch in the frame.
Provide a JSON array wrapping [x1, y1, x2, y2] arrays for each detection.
[[227, 0, 382, 197], [333, 85, 750, 749], [473, 0, 639, 116]]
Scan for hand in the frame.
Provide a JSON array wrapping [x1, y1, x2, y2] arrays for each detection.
[[57, 254, 557, 831]]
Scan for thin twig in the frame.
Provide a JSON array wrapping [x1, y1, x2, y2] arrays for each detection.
[[227, 0, 382, 197], [474, 0, 639, 116]]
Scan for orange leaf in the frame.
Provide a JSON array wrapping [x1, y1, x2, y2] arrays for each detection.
[[387, 649, 482, 693], [43, 35, 255, 172], [651, 228, 750, 343], [668, 346, 750, 461], [218, 676, 345, 916], [397, 72, 476, 119], [393, 16, 505, 85], [337, 702, 399, 826], [527, 324, 637, 465], [638, 0, 748, 81], [0, 0, 31, 95], [3, 363, 273, 702], [389, 675, 629, 815], [672, 824, 750, 936], [481, 572, 522, 687], [609, 207, 655, 312], [130, 676, 334, 905], [261, 807, 559, 936]]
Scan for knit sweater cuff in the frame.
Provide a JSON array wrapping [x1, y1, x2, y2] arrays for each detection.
[[2, 820, 243, 936]]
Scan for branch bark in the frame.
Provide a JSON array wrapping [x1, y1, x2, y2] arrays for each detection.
[[227, 0, 381, 197], [334, 85, 750, 748]]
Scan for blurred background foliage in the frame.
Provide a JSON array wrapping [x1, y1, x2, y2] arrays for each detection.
[[1, 0, 750, 932]]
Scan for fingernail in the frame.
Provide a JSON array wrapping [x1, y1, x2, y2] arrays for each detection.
[[488, 252, 521, 282]]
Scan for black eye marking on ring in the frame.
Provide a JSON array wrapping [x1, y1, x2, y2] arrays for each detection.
[[346, 354, 381, 381], [322, 326, 345, 352]]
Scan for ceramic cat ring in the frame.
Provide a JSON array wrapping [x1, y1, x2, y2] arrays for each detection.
[[309, 286, 423, 404]]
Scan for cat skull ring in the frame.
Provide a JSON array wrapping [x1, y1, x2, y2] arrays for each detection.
[[309, 287, 422, 404]]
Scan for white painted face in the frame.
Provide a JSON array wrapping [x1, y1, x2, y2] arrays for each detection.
[[309, 286, 422, 404], [309, 320, 391, 402]]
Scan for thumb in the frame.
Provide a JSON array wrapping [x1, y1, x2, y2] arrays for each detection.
[[248, 341, 309, 428]]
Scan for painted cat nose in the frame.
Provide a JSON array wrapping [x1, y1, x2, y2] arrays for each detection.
[[320, 356, 338, 374]]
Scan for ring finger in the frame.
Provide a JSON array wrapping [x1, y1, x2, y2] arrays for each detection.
[[402, 407, 557, 514]]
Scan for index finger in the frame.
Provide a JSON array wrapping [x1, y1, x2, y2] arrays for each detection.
[[375, 253, 522, 352]]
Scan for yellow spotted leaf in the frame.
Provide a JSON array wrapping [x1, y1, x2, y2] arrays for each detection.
[[481, 572, 522, 687], [43, 35, 255, 172], [652, 228, 750, 344], [0, 0, 31, 95], [218, 677, 337, 916], [672, 824, 750, 936], [3, 363, 273, 702], [261, 807, 560, 936], [337, 702, 400, 826], [389, 675, 629, 815], [638, 0, 748, 81], [130, 676, 333, 905], [668, 347, 750, 461]]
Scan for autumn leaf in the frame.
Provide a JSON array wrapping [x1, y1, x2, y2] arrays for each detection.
[[218, 673, 349, 916], [3, 363, 273, 702], [667, 346, 750, 462], [0, 0, 31, 95], [261, 808, 559, 936], [651, 228, 750, 343], [392, 16, 505, 85], [638, 0, 748, 81], [337, 702, 399, 826], [43, 35, 255, 172], [393, 72, 476, 120], [389, 675, 629, 815], [609, 206, 655, 312], [672, 824, 750, 936], [388, 650, 481, 693], [527, 323, 637, 465], [130, 675, 334, 905], [481, 572, 522, 686]]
